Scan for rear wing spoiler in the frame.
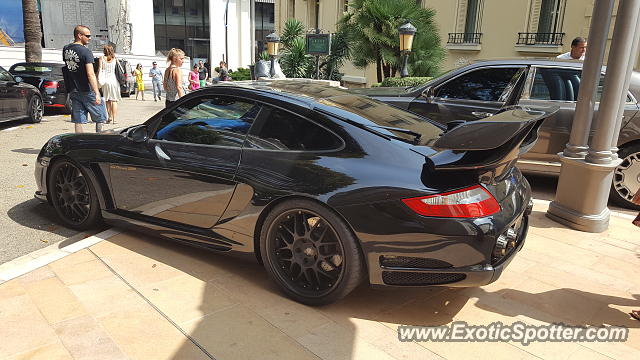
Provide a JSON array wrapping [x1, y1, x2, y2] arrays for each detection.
[[415, 106, 558, 182]]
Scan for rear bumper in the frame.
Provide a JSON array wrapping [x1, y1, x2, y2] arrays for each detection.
[[369, 212, 529, 288]]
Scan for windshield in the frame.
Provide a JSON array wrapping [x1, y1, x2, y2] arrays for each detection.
[[320, 95, 444, 145]]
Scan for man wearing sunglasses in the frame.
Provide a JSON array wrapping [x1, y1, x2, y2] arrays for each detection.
[[62, 25, 107, 133]]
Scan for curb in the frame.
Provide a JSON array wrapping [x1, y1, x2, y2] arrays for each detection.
[[0, 227, 121, 284], [531, 199, 637, 220]]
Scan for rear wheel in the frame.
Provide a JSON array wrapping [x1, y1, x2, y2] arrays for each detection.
[[25, 95, 43, 123], [48, 159, 103, 230], [611, 144, 640, 210], [260, 199, 365, 305]]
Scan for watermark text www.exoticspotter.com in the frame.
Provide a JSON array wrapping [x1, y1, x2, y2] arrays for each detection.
[[398, 321, 628, 346]]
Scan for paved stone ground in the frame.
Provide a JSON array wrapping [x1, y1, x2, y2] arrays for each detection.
[[0, 96, 165, 264], [0, 202, 638, 360]]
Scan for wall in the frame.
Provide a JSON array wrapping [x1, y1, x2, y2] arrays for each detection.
[[41, 0, 110, 51], [129, 0, 156, 56]]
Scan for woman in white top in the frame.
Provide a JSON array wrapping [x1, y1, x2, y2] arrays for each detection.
[[99, 45, 122, 124]]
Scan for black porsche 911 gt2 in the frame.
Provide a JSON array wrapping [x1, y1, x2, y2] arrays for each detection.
[[34, 81, 552, 305]]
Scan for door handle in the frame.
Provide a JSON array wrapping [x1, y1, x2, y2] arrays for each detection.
[[471, 111, 494, 119], [155, 144, 171, 160]]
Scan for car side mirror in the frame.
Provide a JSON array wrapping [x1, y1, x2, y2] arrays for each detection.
[[126, 125, 149, 143], [421, 86, 434, 102]]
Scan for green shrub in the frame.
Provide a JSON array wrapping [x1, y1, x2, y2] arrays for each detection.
[[380, 77, 432, 87], [230, 67, 251, 81]]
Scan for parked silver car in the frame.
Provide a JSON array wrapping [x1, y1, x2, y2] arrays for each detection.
[[352, 59, 640, 209]]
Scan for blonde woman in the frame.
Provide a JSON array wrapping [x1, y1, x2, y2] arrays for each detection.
[[99, 45, 121, 124], [163, 48, 185, 107]]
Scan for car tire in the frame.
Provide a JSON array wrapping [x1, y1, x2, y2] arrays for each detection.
[[260, 199, 365, 306], [25, 95, 43, 123], [48, 159, 103, 230], [611, 144, 640, 210]]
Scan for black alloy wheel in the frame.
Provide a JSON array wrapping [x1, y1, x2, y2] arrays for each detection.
[[27, 95, 43, 123], [611, 144, 640, 210], [261, 200, 365, 305], [48, 160, 102, 230]]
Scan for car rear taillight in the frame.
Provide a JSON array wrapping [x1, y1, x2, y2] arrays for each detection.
[[43, 80, 58, 88], [402, 185, 501, 218]]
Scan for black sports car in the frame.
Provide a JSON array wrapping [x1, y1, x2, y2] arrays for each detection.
[[9, 62, 71, 112], [0, 66, 43, 124], [34, 81, 552, 305]]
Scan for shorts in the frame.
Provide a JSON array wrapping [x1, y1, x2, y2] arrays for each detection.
[[199, 79, 206, 87], [70, 91, 107, 124]]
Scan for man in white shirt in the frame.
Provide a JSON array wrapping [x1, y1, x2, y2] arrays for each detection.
[[557, 37, 587, 60]]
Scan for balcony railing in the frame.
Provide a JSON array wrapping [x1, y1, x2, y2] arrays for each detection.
[[517, 32, 565, 46], [447, 32, 483, 44]]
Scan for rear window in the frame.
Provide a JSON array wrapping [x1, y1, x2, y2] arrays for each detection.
[[11, 64, 62, 76], [320, 95, 444, 145]]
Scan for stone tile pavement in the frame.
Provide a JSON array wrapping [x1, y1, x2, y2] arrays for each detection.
[[0, 202, 638, 360]]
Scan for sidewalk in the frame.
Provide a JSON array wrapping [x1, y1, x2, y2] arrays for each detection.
[[0, 202, 638, 360]]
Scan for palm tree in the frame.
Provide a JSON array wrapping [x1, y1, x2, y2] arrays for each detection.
[[339, 0, 444, 82], [22, 0, 42, 62]]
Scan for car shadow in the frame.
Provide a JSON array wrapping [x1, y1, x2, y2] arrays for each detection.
[[11, 147, 41, 155], [95, 229, 639, 360], [6, 198, 84, 238]]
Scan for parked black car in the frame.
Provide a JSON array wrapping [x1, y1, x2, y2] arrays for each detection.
[[352, 59, 640, 210], [0, 66, 43, 123], [34, 81, 552, 304], [9, 62, 71, 112]]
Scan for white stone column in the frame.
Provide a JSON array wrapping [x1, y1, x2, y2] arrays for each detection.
[[129, 0, 156, 56], [210, 0, 228, 65]]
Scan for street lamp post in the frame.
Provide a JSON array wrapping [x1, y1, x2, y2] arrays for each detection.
[[266, 32, 280, 78], [398, 22, 416, 78]]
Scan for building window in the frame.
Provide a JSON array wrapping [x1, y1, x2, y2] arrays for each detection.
[[154, 0, 210, 62], [519, 0, 566, 45], [255, 0, 275, 59], [449, 0, 483, 44]]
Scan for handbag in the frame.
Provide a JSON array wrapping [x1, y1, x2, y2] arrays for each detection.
[[97, 56, 107, 87], [115, 58, 126, 86]]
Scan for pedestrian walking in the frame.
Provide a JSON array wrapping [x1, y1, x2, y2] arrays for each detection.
[[557, 37, 587, 60], [62, 25, 107, 133], [216, 61, 231, 82], [133, 64, 145, 100], [149, 61, 163, 101], [198, 60, 208, 87], [189, 64, 200, 91], [163, 48, 185, 107], [98, 45, 122, 124]]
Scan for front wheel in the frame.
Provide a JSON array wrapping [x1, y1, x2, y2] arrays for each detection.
[[611, 144, 640, 210], [48, 159, 103, 230], [26, 95, 43, 123], [260, 199, 365, 305]]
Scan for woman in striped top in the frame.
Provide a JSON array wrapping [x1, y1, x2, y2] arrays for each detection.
[[163, 48, 185, 107]]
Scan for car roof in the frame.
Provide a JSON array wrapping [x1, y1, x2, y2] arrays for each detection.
[[469, 58, 587, 68], [10, 62, 64, 67]]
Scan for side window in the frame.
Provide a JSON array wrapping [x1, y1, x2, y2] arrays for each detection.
[[530, 68, 581, 101], [153, 96, 260, 147], [247, 108, 342, 151], [0, 68, 12, 81], [436, 67, 520, 101]]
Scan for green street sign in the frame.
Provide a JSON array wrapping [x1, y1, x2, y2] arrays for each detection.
[[306, 33, 332, 55]]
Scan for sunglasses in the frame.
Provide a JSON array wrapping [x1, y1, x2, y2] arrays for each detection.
[[83, 34, 92, 38]]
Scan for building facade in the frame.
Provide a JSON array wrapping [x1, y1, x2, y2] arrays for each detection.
[[275, 0, 640, 86], [38, 0, 274, 70]]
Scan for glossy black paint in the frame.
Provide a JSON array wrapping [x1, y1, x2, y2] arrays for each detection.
[[8, 62, 69, 110], [35, 81, 538, 287], [0, 65, 42, 122]]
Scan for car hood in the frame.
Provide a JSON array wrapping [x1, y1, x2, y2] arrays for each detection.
[[347, 86, 414, 97]]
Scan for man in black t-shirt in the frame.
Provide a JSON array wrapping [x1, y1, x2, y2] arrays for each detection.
[[62, 25, 107, 133]]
